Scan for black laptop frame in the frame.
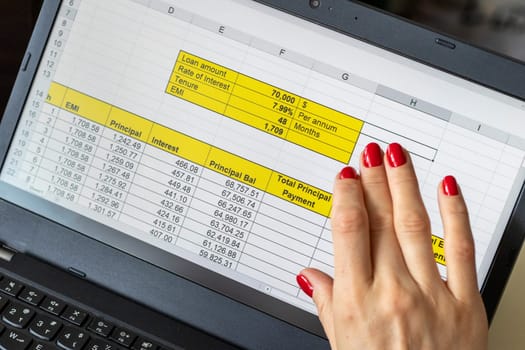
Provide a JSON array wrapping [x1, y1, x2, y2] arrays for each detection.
[[0, 0, 524, 349]]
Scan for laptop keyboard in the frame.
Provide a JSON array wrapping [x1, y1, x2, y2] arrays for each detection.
[[0, 274, 178, 350]]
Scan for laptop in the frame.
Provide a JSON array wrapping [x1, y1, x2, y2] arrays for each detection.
[[1, 0, 524, 349]]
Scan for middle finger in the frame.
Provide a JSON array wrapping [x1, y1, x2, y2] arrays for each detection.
[[360, 142, 406, 276]]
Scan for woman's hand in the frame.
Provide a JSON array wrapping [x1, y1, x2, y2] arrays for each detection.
[[297, 142, 488, 350]]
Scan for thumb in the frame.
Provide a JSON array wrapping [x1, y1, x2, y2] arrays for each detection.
[[298, 268, 336, 347]]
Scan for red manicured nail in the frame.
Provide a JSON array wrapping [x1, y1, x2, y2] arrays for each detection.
[[296, 274, 313, 298], [339, 166, 357, 180], [363, 142, 383, 168], [386, 143, 406, 168], [443, 175, 459, 196]]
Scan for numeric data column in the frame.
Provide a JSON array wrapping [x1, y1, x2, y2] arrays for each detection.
[[22, 102, 60, 193], [181, 170, 264, 271], [37, 108, 103, 203], [120, 145, 203, 248], [179, 148, 271, 271], [80, 108, 150, 220]]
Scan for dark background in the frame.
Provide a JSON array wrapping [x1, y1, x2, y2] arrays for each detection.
[[0, 1, 42, 118], [1, 0, 525, 118]]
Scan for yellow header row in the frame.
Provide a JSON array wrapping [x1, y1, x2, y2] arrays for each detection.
[[46, 82, 333, 217], [167, 51, 364, 163]]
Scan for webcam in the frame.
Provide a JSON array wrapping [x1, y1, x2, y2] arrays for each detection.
[[309, 0, 321, 9]]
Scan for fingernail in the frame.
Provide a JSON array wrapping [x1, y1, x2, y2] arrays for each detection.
[[339, 166, 357, 180], [443, 175, 459, 196], [363, 142, 383, 168], [296, 274, 313, 298], [386, 143, 406, 168]]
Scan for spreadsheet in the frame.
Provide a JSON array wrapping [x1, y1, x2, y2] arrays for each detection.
[[2, 0, 525, 313]]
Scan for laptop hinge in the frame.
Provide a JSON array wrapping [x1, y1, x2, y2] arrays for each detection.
[[0, 245, 16, 262]]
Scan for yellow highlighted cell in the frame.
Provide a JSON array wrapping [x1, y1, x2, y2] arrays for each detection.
[[61, 88, 111, 126], [47, 82, 67, 107], [227, 96, 292, 128], [294, 109, 360, 142], [290, 120, 355, 151], [205, 148, 272, 188], [231, 85, 297, 119], [169, 74, 232, 104], [106, 108, 152, 143], [236, 74, 300, 107], [198, 73, 234, 93], [149, 124, 210, 164], [177, 51, 238, 83], [172, 65, 234, 95], [266, 172, 332, 217], [166, 83, 226, 115], [224, 106, 288, 139], [287, 130, 353, 163], [432, 235, 446, 266], [300, 98, 364, 133]]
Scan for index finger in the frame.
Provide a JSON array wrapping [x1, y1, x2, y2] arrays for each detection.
[[331, 167, 372, 288]]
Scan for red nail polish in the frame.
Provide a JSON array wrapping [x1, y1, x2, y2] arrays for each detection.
[[386, 143, 406, 168], [363, 142, 382, 168], [296, 274, 313, 298], [339, 166, 357, 180], [443, 175, 459, 196]]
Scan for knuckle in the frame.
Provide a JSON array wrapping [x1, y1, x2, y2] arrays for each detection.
[[451, 236, 475, 261], [369, 211, 393, 232], [381, 289, 418, 318], [397, 210, 429, 235], [374, 277, 418, 317], [331, 207, 367, 234]]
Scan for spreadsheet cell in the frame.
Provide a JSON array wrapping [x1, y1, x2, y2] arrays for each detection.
[[246, 234, 311, 267], [258, 194, 328, 227], [250, 223, 315, 258], [190, 188, 255, 223], [444, 126, 506, 161], [486, 184, 511, 200], [430, 161, 494, 195], [361, 123, 437, 161], [126, 187, 188, 221], [197, 171, 263, 203], [122, 206, 182, 237], [184, 204, 234, 233], [312, 249, 334, 268], [242, 243, 303, 278], [133, 170, 182, 197], [481, 196, 507, 213], [240, 52, 310, 94], [179, 227, 241, 262], [253, 214, 319, 248], [322, 221, 333, 237], [182, 218, 247, 253], [308, 70, 375, 102], [477, 207, 502, 223], [316, 238, 333, 255], [370, 98, 445, 137], [309, 260, 335, 278], [257, 202, 324, 236], [495, 163, 521, 180]]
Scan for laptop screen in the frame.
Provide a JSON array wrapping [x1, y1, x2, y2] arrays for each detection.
[[1, 0, 525, 337]]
